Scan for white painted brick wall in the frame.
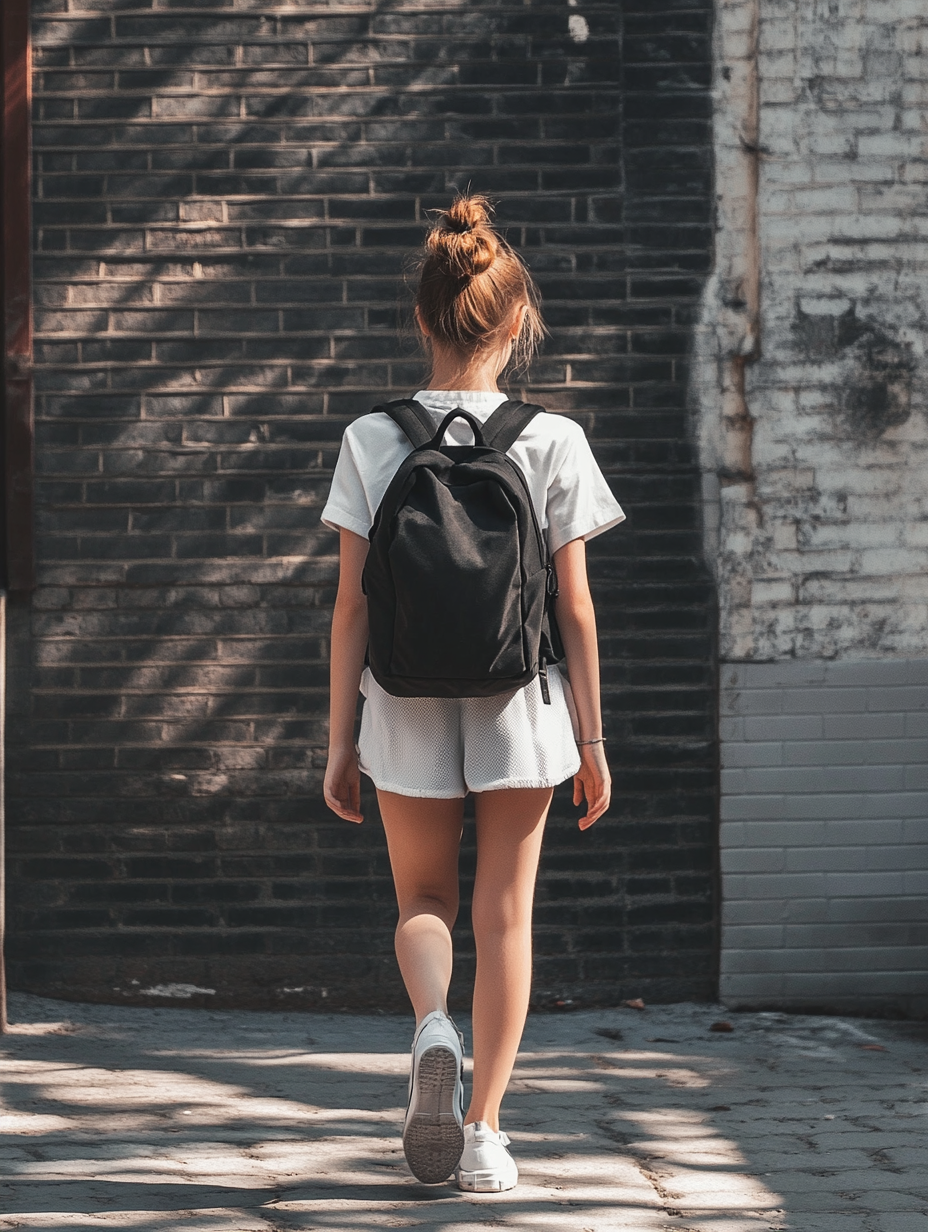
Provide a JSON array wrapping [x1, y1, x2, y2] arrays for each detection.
[[697, 0, 928, 661], [719, 660, 928, 1015], [687, 2, 927, 1012]]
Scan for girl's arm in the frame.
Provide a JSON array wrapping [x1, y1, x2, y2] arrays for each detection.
[[552, 537, 611, 829], [324, 528, 370, 823]]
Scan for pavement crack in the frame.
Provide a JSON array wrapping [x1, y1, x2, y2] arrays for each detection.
[[867, 1148, 905, 1174], [595, 1117, 631, 1146], [628, 1153, 686, 1215], [589, 1053, 622, 1070]]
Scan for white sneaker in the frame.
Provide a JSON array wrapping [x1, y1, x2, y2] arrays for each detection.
[[402, 1010, 465, 1184], [455, 1120, 518, 1192]]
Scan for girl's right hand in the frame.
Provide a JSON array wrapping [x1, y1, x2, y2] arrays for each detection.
[[324, 746, 363, 823], [573, 742, 611, 830]]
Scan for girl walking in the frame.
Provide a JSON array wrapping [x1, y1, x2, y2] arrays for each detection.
[[322, 195, 624, 1191]]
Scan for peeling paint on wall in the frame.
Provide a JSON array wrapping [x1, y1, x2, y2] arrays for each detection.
[[695, 0, 928, 662]]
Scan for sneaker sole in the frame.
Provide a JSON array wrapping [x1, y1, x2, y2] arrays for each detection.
[[403, 1045, 464, 1184]]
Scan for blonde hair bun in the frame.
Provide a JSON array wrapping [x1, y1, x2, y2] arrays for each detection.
[[426, 194, 499, 278], [416, 191, 545, 371]]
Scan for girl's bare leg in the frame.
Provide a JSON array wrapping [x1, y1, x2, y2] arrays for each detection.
[[467, 786, 552, 1131], [376, 790, 465, 1023]]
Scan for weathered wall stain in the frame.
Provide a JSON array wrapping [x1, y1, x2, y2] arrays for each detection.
[[844, 335, 915, 444], [794, 304, 916, 442]]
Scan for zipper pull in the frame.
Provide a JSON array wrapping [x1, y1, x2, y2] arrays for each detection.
[[539, 657, 551, 705]]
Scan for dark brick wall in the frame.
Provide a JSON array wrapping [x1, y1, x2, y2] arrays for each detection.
[[6, 0, 718, 1009]]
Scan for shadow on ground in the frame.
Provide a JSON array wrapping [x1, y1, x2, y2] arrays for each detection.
[[1, 994, 926, 1231]]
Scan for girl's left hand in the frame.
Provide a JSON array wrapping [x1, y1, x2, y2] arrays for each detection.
[[324, 746, 363, 823], [573, 742, 611, 829]]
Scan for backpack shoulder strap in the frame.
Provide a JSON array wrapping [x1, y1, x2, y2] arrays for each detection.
[[372, 398, 435, 449], [481, 400, 545, 454]]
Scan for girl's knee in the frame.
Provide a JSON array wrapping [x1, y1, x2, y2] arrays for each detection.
[[399, 891, 459, 927]]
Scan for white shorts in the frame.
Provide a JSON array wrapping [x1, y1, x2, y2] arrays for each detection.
[[357, 665, 581, 798]]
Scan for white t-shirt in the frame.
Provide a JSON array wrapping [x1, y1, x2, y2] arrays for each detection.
[[321, 389, 625, 553]]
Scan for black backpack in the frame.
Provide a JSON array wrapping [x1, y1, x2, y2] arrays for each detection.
[[362, 398, 562, 704]]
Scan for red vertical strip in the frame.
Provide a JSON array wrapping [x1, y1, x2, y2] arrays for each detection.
[[2, 0, 34, 594]]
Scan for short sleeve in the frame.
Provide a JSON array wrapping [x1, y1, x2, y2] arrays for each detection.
[[545, 422, 625, 554], [321, 431, 373, 539]]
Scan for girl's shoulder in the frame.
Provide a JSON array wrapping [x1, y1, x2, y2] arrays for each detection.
[[341, 409, 410, 451], [343, 408, 400, 434], [519, 409, 590, 462], [528, 410, 587, 440]]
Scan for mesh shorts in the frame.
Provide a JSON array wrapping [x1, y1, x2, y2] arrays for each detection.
[[357, 665, 581, 798]]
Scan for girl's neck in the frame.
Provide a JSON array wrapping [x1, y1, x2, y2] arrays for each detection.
[[425, 346, 507, 392]]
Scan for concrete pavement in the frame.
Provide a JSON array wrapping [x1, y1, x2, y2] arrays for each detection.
[[0, 993, 925, 1231]]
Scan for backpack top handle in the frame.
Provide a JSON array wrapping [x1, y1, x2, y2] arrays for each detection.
[[427, 408, 488, 449], [376, 397, 544, 454]]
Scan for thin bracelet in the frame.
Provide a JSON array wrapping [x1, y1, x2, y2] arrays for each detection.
[[576, 736, 606, 746]]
